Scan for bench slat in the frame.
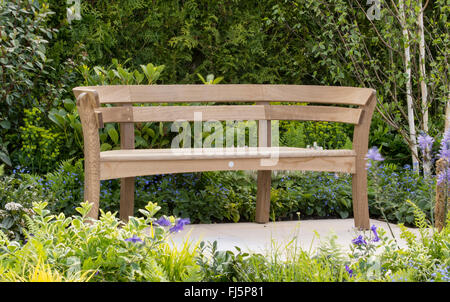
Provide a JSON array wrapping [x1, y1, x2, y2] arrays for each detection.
[[100, 147, 356, 161], [96, 105, 266, 123], [73, 85, 374, 106], [266, 105, 362, 124], [96, 105, 362, 124], [99, 155, 356, 180]]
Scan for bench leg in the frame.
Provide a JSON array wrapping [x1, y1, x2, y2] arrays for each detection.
[[352, 169, 370, 230], [256, 170, 271, 223], [84, 165, 100, 220], [120, 177, 135, 223]]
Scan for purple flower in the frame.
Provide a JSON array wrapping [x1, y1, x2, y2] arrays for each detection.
[[154, 217, 171, 226], [437, 168, 450, 186], [124, 235, 143, 243], [352, 235, 367, 245], [345, 265, 353, 277], [371, 225, 380, 242], [169, 218, 191, 233], [365, 147, 384, 169], [438, 129, 450, 161], [418, 133, 434, 154]]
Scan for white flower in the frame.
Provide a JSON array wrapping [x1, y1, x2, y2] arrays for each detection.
[[4, 202, 23, 211]]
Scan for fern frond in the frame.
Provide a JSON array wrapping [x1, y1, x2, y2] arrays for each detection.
[[142, 256, 169, 282], [23, 214, 40, 236], [406, 200, 429, 229]]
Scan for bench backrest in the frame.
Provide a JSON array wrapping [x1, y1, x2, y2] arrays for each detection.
[[73, 84, 375, 125], [74, 85, 376, 156]]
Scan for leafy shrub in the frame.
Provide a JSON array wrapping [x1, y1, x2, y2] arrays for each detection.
[[280, 120, 353, 150], [0, 0, 57, 166], [0, 201, 202, 282], [368, 163, 434, 225], [16, 107, 64, 174], [272, 171, 353, 220], [368, 114, 412, 164], [0, 171, 45, 242], [78, 59, 165, 86], [131, 172, 239, 223], [0, 202, 34, 243], [49, 59, 171, 155], [48, 98, 84, 159], [23, 158, 85, 217]]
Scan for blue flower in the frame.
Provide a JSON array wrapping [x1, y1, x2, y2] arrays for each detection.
[[351, 235, 367, 245], [365, 147, 384, 170], [371, 225, 380, 242], [124, 235, 143, 243], [345, 265, 353, 277], [169, 218, 191, 233], [154, 217, 171, 226]]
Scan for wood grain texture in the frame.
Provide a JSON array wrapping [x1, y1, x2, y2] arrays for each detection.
[[76, 92, 101, 220], [99, 156, 356, 180], [352, 91, 377, 230], [266, 105, 362, 124], [73, 85, 375, 106], [256, 170, 271, 223], [434, 158, 448, 232], [100, 147, 356, 161], [96, 105, 362, 124], [256, 104, 272, 224], [97, 105, 266, 123], [119, 103, 135, 223]]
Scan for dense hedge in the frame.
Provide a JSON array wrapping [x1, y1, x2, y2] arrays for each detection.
[[45, 0, 310, 85]]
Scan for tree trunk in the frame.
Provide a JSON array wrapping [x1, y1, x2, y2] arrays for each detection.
[[446, 90, 450, 131], [399, 0, 420, 172], [418, 0, 431, 177]]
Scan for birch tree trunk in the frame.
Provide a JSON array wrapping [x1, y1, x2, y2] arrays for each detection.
[[446, 90, 450, 131], [399, 0, 420, 172], [418, 0, 431, 177]]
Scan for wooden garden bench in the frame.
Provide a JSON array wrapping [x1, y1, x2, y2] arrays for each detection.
[[73, 85, 376, 229]]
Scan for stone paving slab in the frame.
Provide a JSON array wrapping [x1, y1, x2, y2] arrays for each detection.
[[166, 219, 420, 255]]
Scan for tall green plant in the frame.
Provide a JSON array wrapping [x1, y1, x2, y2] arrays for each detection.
[[49, 59, 169, 154], [0, 0, 57, 166]]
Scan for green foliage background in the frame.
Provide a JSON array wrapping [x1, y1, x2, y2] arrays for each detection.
[[0, 0, 447, 226], [45, 0, 309, 85]]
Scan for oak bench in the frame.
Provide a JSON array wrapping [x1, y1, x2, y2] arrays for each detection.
[[73, 85, 377, 229]]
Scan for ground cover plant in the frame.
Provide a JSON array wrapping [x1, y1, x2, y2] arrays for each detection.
[[195, 212, 449, 282], [0, 200, 201, 282]]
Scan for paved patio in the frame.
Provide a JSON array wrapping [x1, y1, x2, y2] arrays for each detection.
[[167, 218, 420, 255]]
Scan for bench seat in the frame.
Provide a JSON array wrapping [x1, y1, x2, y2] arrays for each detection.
[[99, 147, 357, 180]]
